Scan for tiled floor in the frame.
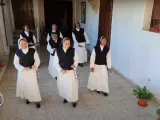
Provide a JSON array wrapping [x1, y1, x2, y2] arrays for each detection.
[[0, 46, 159, 120]]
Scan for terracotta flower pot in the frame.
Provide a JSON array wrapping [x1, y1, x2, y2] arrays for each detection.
[[0, 63, 5, 68], [138, 98, 148, 107], [158, 116, 160, 120]]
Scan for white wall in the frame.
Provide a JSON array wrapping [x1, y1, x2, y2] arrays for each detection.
[[75, 0, 99, 51], [142, 0, 154, 30], [111, 0, 160, 100]]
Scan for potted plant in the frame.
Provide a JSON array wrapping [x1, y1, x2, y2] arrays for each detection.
[[0, 58, 5, 68], [132, 85, 154, 107], [157, 109, 160, 120]]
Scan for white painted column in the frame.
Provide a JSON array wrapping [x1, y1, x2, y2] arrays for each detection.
[[33, 0, 40, 43], [3, 0, 14, 47], [0, 3, 10, 55]]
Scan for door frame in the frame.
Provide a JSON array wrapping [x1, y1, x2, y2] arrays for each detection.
[[11, 0, 35, 30], [98, 0, 114, 47]]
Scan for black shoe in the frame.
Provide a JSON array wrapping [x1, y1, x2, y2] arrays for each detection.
[[55, 77, 57, 80], [26, 100, 30, 104], [63, 99, 68, 104], [78, 63, 83, 67], [103, 92, 108, 96], [96, 91, 100, 93], [72, 103, 77, 108], [36, 103, 41, 108]]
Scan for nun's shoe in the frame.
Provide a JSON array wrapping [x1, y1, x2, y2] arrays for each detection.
[[103, 92, 108, 97], [26, 100, 30, 104], [80, 64, 83, 67], [63, 99, 68, 104], [36, 103, 41, 108], [78, 63, 83, 67], [96, 91, 100, 94], [72, 103, 77, 108]]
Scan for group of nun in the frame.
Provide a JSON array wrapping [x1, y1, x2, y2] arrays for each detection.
[[13, 22, 112, 108]]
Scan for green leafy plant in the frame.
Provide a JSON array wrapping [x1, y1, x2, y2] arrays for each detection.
[[157, 109, 160, 115], [0, 58, 4, 64], [132, 86, 154, 101], [0, 57, 7, 68], [0, 57, 7, 63]]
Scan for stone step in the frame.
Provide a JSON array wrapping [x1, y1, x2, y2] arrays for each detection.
[[13, 29, 36, 44], [13, 34, 19, 39], [13, 29, 36, 34], [13, 39, 18, 44]]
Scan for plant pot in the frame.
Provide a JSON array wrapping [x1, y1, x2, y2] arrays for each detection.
[[0, 63, 5, 68], [158, 116, 160, 120], [138, 98, 148, 107]]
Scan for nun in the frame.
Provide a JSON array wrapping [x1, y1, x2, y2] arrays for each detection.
[[87, 36, 112, 96], [47, 24, 63, 42], [54, 37, 79, 108], [14, 38, 41, 108], [72, 22, 90, 67], [18, 25, 37, 49], [47, 33, 62, 79]]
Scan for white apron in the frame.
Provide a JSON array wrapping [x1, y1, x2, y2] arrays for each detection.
[[57, 70, 78, 102], [87, 65, 109, 93], [16, 69, 41, 102], [74, 42, 87, 63], [48, 55, 57, 78]]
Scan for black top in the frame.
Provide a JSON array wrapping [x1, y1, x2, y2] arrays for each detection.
[[94, 45, 109, 65], [16, 48, 35, 68], [21, 32, 34, 46], [49, 38, 62, 56], [57, 47, 75, 70], [72, 28, 86, 43]]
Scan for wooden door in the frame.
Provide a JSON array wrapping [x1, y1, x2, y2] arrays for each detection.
[[11, 0, 35, 29], [98, 0, 113, 46]]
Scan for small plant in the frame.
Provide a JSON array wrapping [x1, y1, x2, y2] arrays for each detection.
[[157, 109, 160, 120], [132, 79, 154, 106], [0, 57, 6, 68], [132, 86, 154, 100], [157, 109, 160, 115]]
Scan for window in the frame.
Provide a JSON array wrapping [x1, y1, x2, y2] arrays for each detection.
[[149, 0, 160, 33]]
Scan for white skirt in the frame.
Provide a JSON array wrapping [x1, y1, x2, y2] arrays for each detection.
[[16, 70, 41, 102], [87, 65, 109, 93], [74, 42, 87, 63], [57, 70, 78, 102], [48, 55, 57, 78]]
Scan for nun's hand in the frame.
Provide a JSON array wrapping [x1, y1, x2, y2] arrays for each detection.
[[90, 68, 94, 72], [61, 70, 67, 74], [71, 65, 76, 69], [107, 68, 112, 73], [24, 67, 30, 71], [32, 66, 37, 70], [78, 45, 83, 47], [53, 48, 56, 51]]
